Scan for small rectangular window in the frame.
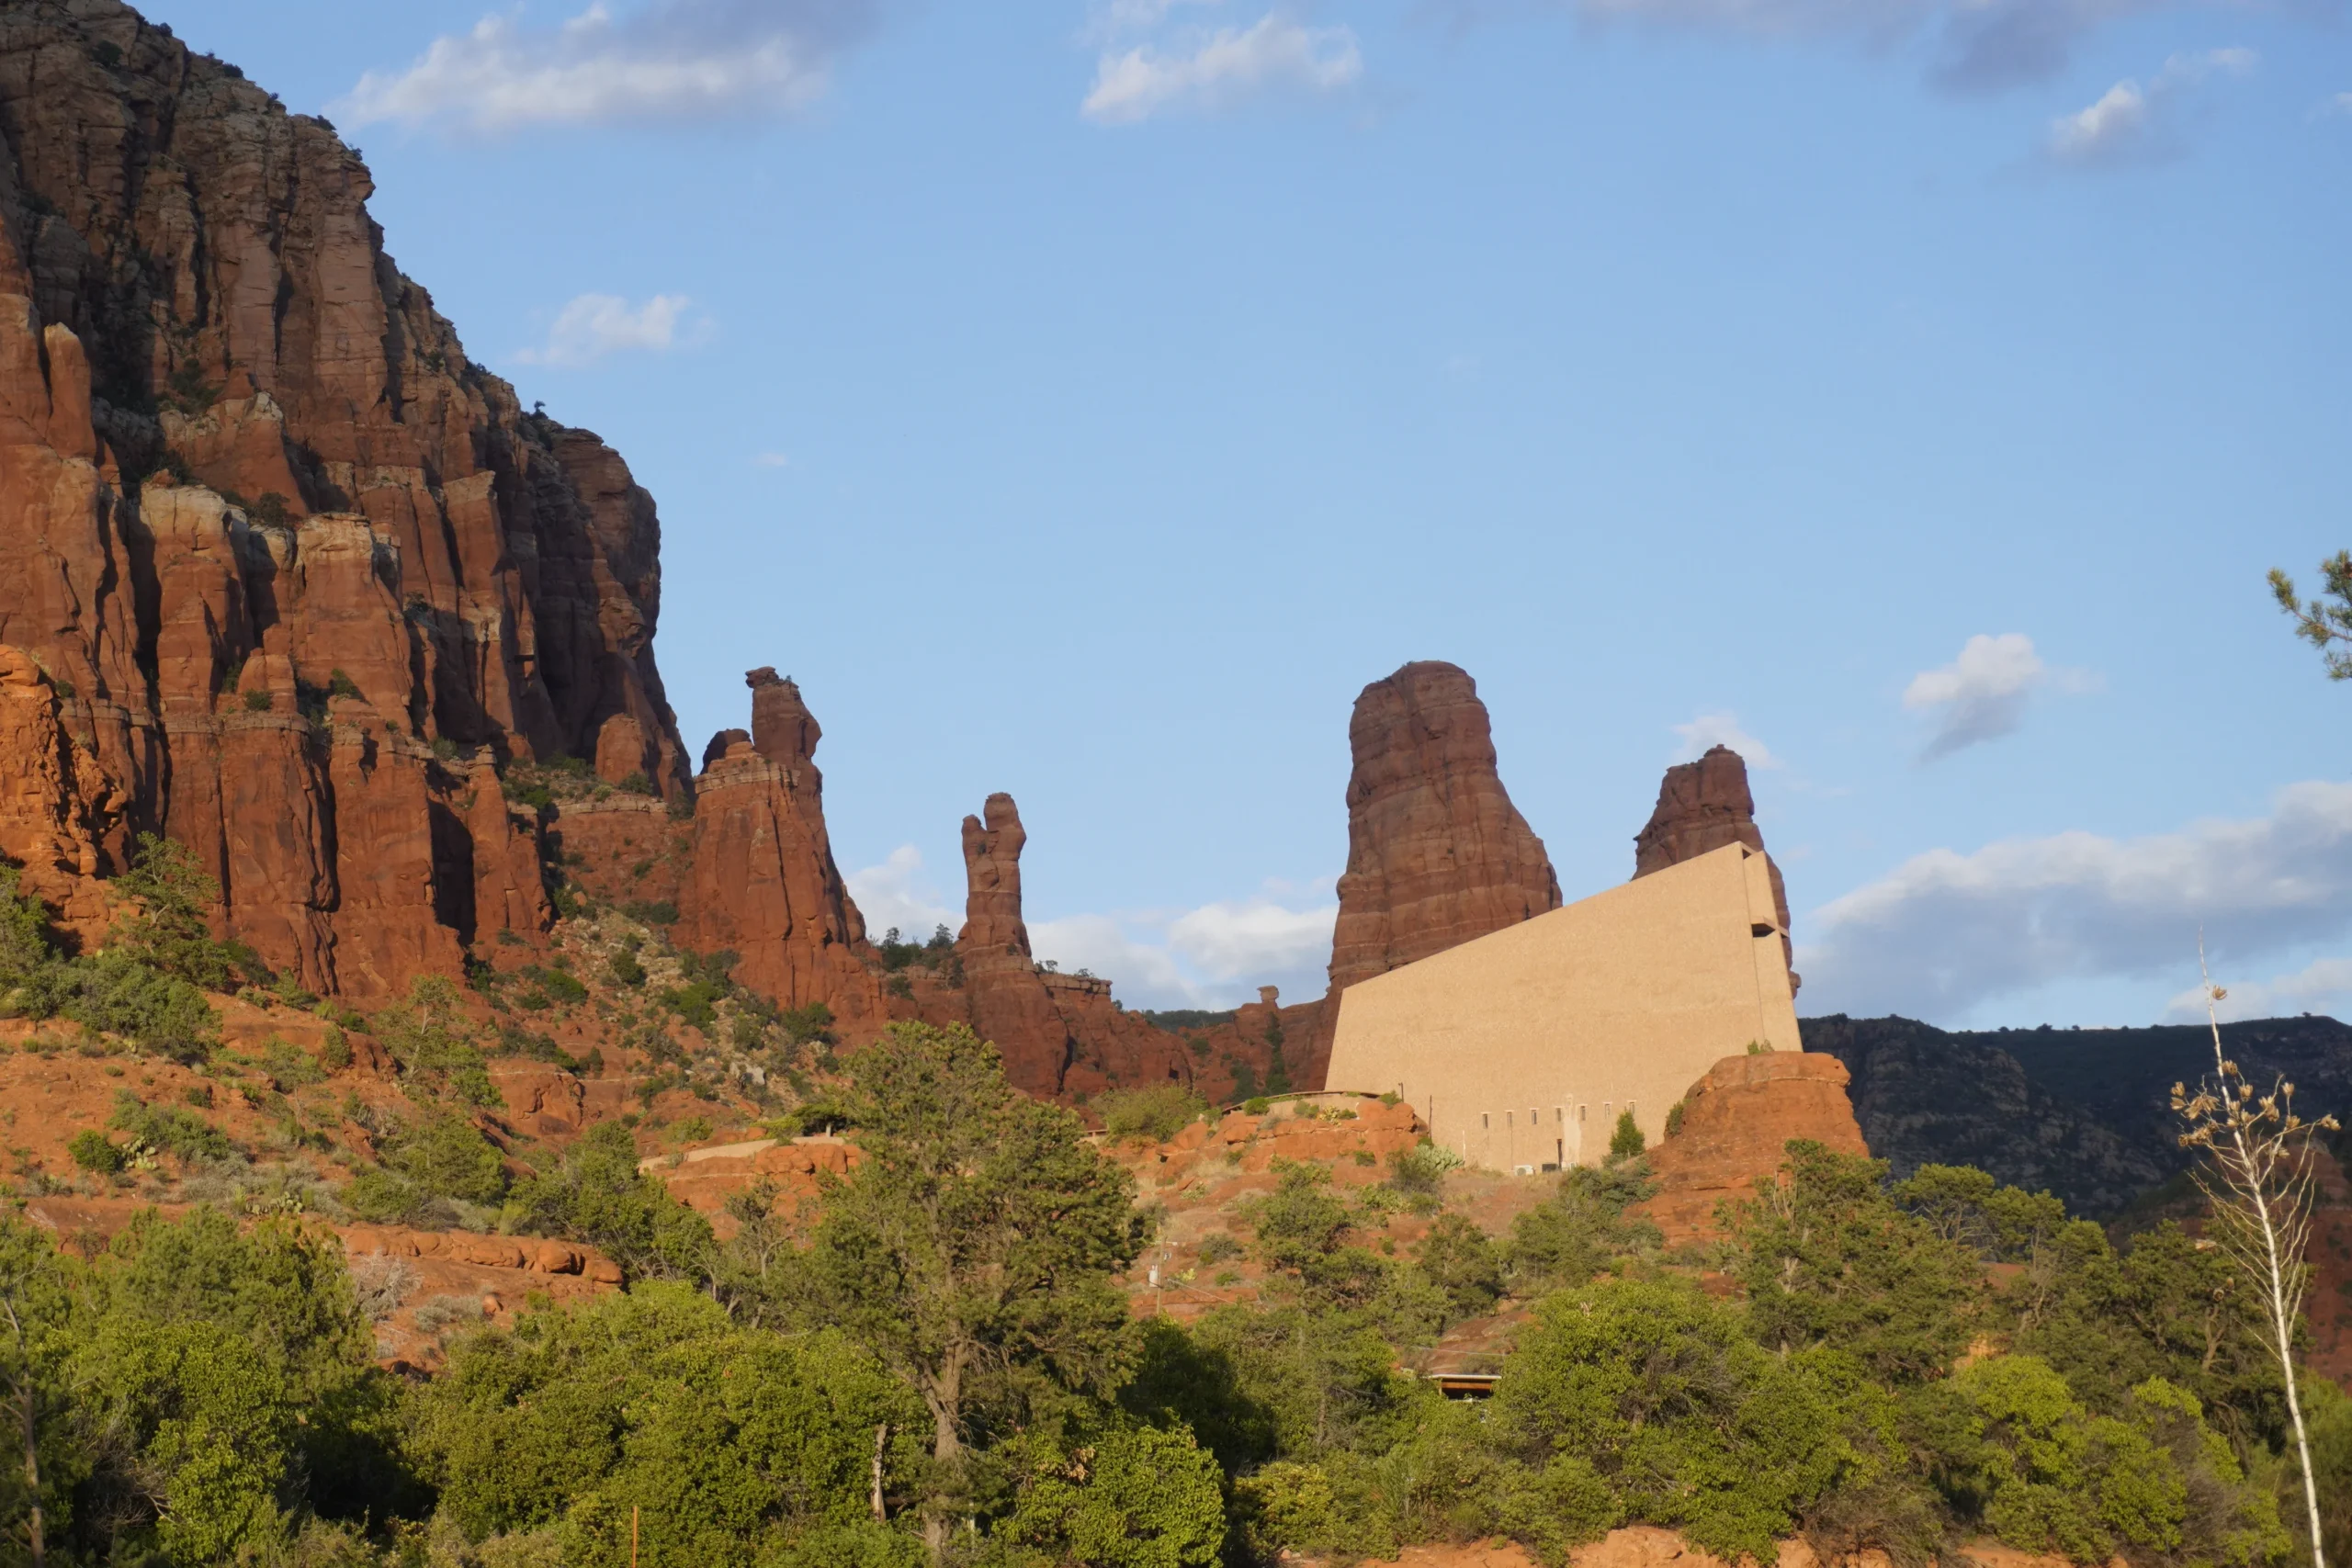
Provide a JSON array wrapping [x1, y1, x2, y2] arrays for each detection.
[[1481, 1112, 1489, 1130]]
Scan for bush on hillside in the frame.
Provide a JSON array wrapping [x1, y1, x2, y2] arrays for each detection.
[[1095, 1082, 1208, 1142]]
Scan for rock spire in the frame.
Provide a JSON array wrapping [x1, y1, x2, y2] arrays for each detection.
[[1634, 744, 1795, 988], [1327, 660, 1562, 993]]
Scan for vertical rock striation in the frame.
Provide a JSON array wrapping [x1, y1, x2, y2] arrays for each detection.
[[1327, 661, 1562, 991], [0, 1, 690, 993], [1634, 744, 1795, 989], [679, 671, 881, 1028], [1302, 660, 1560, 1087]]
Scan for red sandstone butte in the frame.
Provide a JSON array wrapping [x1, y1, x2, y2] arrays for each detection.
[[0, 1, 688, 996], [1634, 743, 1795, 988], [1301, 661, 1561, 1087], [677, 671, 882, 1028], [1636, 1052, 1869, 1246]]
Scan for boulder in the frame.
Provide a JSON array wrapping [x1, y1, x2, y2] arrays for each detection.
[[1636, 1052, 1868, 1245]]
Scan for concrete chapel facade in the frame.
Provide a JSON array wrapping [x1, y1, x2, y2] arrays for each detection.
[[1320, 842, 1803, 1173]]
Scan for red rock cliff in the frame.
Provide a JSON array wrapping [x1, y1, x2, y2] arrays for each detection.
[[0, 1, 689, 993], [1634, 744, 1795, 989], [678, 673, 880, 1029], [1301, 661, 1560, 1086]]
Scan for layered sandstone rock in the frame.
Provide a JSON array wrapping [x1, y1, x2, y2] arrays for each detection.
[[936, 791, 1211, 1099], [1636, 1051, 1868, 1245], [1302, 661, 1560, 1088], [1634, 745, 1794, 987], [955, 793, 1079, 1094], [0, 1, 688, 995], [678, 672, 882, 1027]]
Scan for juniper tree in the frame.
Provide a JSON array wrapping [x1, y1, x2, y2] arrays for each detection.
[[808, 1023, 1147, 1562]]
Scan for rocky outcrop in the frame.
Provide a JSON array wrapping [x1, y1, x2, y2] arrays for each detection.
[[1636, 1052, 1869, 1245], [1301, 661, 1560, 1088], [678, 674, 881, 1028], [1634, 745, 1794, 988], [0, 1, 689, 995], [955, 793, 1078, 1094]]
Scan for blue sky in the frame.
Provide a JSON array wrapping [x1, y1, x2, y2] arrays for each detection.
[[143, 0, 2352, 1026]]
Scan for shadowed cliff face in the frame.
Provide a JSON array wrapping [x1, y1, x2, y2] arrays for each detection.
[[0, 0, 688, 993], [1801, 1011, 2352, 1218]]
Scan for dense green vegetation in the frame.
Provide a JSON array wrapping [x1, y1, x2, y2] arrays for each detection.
[[0, 839, 257, 1061], [2, 1006, 2346, 1566]]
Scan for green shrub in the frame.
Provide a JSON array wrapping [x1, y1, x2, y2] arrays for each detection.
[[379, 1114, 507, 1203], [1242, 1096, 1272, 1116], [114, 832, 260, 992], [619, 899, 678, 927], [605, 951, 646, 989], [70, 1127, 126, 1174], [257, 1035, 323, 1091], [1490, 1275, 1859, 1562], [1386, 1138, 1464, 1201], [319, 1026, 353, 1072], [109, 1091, 234, 1164], [508, 1122, 714, 1282], [660, 981, 720, 1032], [327, 669, 360, 700], [411, 1284, 922, 1563], [1607, 1109, 1645, 1162], [374, 976, 498, 1107], [998, 1416, 1227, 1566], [1417, 1212, 1504, 1323], [776, 1002, 834, 1045], [518, 965, 586, 1005], [1095, 1082, 1207, 1141], [1505, 1160, 1660, 1293]]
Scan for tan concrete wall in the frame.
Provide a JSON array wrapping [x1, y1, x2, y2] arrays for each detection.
[[1322, 843, 1802, 1172]]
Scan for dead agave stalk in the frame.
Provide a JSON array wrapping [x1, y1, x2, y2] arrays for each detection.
[[2172, 953, 2338, 1568]]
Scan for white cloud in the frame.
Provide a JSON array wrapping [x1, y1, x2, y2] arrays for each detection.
[[845, 845, 958, 944], [1439, 0, 2175, 93], [2164, 955, 2352, 1024], [847, 845, 1336, 1009], [1031, 913, 1206, 1000], [1035, 894, 1336, 1009], [1797, 780, 2352, 1020], [2332, 91, 2352, 117], [1168, 898, 1338, 979], [514, 292, 697, 367], [2044, 47, 2256, 165], [1083, 13, 1363, 123], [338, 0, 879, 132], [752, 451, 792, 468], [1670, 710, 1779, 769], [1901, 633, 2096, 761]]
